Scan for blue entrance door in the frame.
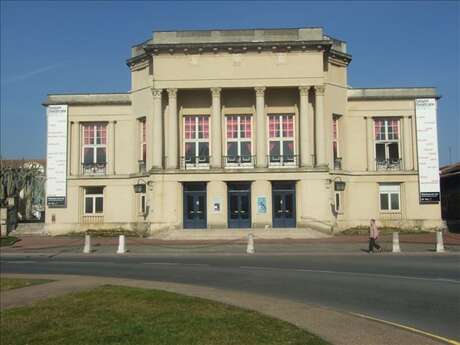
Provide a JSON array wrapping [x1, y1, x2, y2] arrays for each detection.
[[228, 183, 251, 228], [272, 182, 296, 228], [183, 183, 207, 229]]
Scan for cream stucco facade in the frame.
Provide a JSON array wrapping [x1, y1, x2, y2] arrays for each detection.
[[43, 27, 443, 235]]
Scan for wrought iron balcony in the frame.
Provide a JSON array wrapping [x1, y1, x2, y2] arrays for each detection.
[[81, 162, 106, 176], [223, 155, 255, 168], [180, 156, 210, 169], [334, 157, 342, 170], [267, 154, 299, 167], [376, 158, 402, 171]]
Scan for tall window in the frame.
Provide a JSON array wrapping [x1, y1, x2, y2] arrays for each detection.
[[379, 184, 400, 212], [374, 119, 400, 170], [82, 123, 107, 175], [140, 119, 146, 163], [226, 115, 253, 166], [183, 116, 210, 168], [84, 187, 104, 215], [332, 116, 341, 169], [138, 193, 146, 215], [268, 115, 295, 166]]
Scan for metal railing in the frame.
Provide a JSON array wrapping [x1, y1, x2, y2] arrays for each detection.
[[267, 154, 299, 167], [180, 156, 210, 169], [223, 155, 256, 168], [376, 158, 402, 171], [81, 162, 106, 176], [334, 157, 342, 170]]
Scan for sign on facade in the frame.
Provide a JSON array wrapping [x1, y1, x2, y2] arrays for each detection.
[[415, 99, 440, 203], [257, 196, 267, 214], [46, 105, 68, 208]]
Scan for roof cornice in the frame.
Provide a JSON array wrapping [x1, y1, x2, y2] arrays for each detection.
[[126, 40, 352, 67]]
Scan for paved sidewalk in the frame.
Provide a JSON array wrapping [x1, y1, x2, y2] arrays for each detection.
[[2, 233, 460, 255], [1, 273, 448, 345]]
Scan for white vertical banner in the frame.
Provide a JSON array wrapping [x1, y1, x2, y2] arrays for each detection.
[[415, 98, 440, 203], [46, 104, 68, 208]]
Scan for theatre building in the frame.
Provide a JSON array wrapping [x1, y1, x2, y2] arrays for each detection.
[[43, 27, 443, 235]]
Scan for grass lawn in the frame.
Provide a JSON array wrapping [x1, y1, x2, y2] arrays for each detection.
[[0, 277, 53, 291], [1, 285, 329, 345], [0, 236, 20, 247]]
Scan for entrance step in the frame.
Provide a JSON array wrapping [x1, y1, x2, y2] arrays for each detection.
[[150, 228, 331, 240], [9, 223, 47, 236]]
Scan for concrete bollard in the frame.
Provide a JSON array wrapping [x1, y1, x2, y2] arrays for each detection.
[[246, 233, 255, 254], [436, 231, 445, 253], [392, 232, 401, 253], [83, 234, 91, 254], [117, 235, 126, 254]]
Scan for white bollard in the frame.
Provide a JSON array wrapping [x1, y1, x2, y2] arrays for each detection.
[[392, 232, 401, 253], [436, 231, 445, 253], [83, 234, 91, 254], [117, 235, 126, 254], [246, 233, 255, 254]]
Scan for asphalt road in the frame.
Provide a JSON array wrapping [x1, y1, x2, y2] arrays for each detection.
[[1, 253, 459, 341]]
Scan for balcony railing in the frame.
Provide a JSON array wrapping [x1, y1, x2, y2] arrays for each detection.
[[223, 155, 256, 168], [376, 158, 402, 171], [267, 154, 299, 167], [82, 162, 106, 176], [334, 157, 342, 170], [180, 156, 210, 169]]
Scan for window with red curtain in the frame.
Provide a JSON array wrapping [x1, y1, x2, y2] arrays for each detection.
[[226, 115, 252, 164], [183, 116, 209, 164], [82, 123, 107, 165], [268, 115, 295, 163]]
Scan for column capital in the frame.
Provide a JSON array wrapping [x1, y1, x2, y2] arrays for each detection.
[[255, 86, 266, 97], [314, 85, 325, 96], [299, 86, 311, 97], [211, 87, 222, 97], [151, 88, 163, 98], [167, 88, 178, 97]]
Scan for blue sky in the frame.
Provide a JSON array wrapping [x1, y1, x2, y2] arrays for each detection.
[[1, 1, 459, 165]]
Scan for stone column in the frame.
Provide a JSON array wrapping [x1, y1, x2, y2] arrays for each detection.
[[255, 87, 266, 168], [167, 88, 178, 169], [211, 88, 222, 168], [112, 121, 117, 175], [314, 85, 327, 166], [299, 86, 311, 167], [403, 116, 413, 170], [366, 116, 374, 171], [151, 88, 163, 169]]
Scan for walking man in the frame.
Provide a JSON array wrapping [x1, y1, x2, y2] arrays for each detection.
[[369, 219, 381, 253]]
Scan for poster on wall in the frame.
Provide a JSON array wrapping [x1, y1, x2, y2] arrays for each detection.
[[257, 197, 267, 214], [46, 105, 68, 208], [415, 98, 440, 203]]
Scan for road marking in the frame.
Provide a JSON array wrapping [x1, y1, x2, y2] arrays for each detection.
[[349, 312, 460, 345], [2, 261, 38, 264], [143, 262, 209, 267], [239, 265, 460, 284], [294, 268, 460, 284]]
